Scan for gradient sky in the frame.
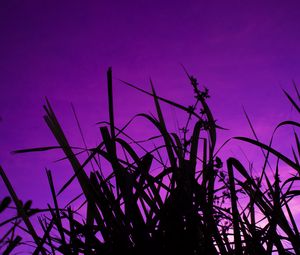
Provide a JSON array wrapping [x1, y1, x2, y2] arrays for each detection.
[[1, 0, 300, 219]]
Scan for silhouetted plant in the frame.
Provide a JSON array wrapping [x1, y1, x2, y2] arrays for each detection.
[[1, 69, 300, 254]]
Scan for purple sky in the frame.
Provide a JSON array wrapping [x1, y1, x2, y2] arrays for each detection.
[[1, 0, 300, 216]]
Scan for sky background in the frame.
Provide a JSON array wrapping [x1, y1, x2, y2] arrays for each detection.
[[1, 0, 300, 224]]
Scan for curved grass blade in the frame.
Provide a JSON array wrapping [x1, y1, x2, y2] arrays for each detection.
[[235, 137, 300, 173]]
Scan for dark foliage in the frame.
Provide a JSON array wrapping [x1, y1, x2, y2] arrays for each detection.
[[1, 69, 300, 254]]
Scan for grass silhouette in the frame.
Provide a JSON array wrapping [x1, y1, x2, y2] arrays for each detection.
[[1, 68, 300, 254]]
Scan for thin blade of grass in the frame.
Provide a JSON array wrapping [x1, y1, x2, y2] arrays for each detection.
[[0, 166, 45, 254], [235, 136, 300, 173]]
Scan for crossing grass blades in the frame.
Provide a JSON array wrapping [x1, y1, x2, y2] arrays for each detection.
[[1, 68, 300, 254]]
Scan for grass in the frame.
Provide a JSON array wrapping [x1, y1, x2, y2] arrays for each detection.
[[1, 68, 300, 254]]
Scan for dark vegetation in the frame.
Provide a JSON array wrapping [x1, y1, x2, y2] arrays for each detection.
[[1, 68, 300, 254]]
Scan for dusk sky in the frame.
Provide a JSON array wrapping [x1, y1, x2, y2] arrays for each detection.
[[1, 0, 300, 214]]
